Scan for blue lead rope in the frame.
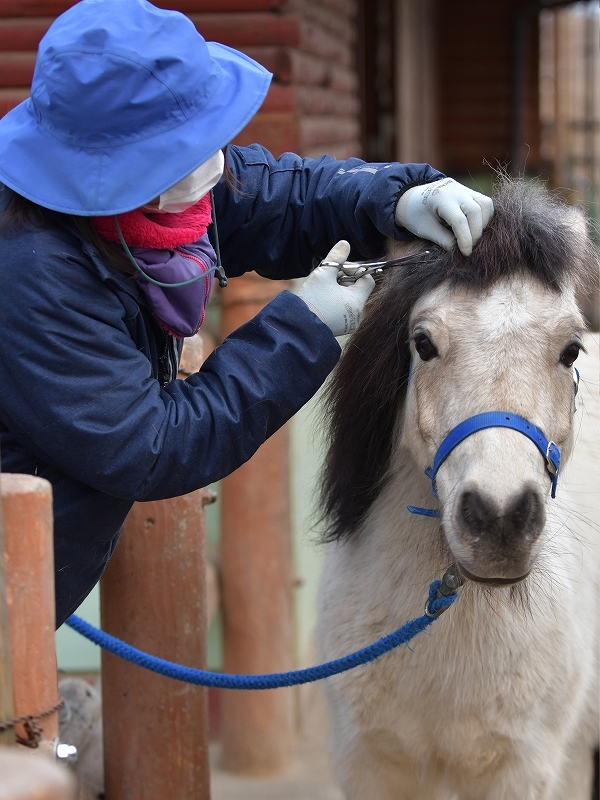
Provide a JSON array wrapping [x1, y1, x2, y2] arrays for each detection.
[[65, 578, 457, 690]]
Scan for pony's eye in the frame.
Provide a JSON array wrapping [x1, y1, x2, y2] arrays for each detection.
[[560, 343, 580, 368], [413, 333, 438, 361]]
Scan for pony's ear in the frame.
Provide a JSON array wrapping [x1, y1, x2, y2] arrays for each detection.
[[320, 283, 412, 540]]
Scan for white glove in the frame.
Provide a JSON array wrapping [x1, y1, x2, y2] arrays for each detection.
[[297, 241, 375, 337], [395, 178, 494, 256]]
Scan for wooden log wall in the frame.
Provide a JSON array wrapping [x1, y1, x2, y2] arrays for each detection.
[[0, 0, 361, 160], [436, 0, 541, 175], [539, 3, 600, 330], [539, 4, 600, 206]]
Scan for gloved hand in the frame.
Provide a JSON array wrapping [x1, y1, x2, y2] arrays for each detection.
[[395, 178, 494, 257], [297, 240, 375, 337]]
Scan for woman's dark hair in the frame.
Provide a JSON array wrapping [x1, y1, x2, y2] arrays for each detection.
[[222, 148, 242, 193], [0, 187, 137, 277], [0, 145, 238, 278]]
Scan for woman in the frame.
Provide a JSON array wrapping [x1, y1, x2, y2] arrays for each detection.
[[0, 0, 493, 626]]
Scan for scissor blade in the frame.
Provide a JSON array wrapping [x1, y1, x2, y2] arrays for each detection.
[[340, 252, 433, 284]]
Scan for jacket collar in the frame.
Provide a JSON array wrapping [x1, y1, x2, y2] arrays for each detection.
[[68, 224, 150, 308]]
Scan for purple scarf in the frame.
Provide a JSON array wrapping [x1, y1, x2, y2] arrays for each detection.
[[130, 235, 217, 338]]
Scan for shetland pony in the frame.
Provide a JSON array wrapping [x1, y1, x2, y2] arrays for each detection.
[[317, 181, 599, 800]]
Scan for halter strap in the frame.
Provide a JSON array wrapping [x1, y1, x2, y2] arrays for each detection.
[[408, 411, 562, 517], [407, 366, 579, 518], [425, 412, 560, 499]]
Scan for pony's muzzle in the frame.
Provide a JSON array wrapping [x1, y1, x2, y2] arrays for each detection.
[[452, 483, 545, 582]]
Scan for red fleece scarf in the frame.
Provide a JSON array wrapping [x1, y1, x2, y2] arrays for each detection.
[[92, 193, 212, 248]]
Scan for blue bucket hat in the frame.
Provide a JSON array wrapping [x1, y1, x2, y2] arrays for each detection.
[[0, 0, 271, 215]]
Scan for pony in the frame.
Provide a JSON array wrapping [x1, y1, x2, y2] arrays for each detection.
[[317, 180, 599, 800]]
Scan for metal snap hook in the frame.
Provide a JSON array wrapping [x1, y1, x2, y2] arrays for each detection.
[[424, 564, 464, 618]]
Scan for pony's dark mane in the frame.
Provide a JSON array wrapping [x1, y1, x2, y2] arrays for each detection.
[[320, 179, 599, 541]]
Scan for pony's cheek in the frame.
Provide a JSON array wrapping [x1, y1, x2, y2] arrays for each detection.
[[401, 380, 436, 465], [408, 368, 442, 442], [550, 385, 577, 449]]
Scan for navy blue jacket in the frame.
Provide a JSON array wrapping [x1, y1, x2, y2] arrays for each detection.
[[0, 145, 443, 625]]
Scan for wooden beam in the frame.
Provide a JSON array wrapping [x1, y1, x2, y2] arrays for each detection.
[[394, 0, 439, 165], [101, 490, 214, 800], [232, 111, 299, 154], [0, 0, 285, 16], [0, 54, 36, 87], [2, 474, 58, 748], [0, 89, 29, 117], [189, 12, 300, 48], [0, 18, 51, 50], [0, 472, 15, 747], [299, 114, 360, 148], [219, 275, 295, 776]]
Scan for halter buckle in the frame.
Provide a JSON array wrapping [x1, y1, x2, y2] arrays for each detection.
[[545, 441, 558, 475]]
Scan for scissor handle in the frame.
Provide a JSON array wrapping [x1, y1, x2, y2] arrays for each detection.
[[320, 260, 380, 285], [321, 250, 433, 285]]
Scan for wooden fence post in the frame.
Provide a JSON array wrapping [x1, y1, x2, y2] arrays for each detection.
[[0, 471, 15, 746], [101, 488, 215, 800], [219, 275, 296, 776], [2, 474, 59, 751]]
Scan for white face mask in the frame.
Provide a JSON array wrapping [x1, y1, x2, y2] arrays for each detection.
[[147, 150, 225, 213]]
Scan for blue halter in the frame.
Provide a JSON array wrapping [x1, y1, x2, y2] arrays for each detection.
[[407, 413, 560, 517], [407, 412, 560, 519], [407, 368, 579, 518]]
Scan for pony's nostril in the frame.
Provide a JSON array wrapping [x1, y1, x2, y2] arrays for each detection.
[[460, 491, 498, 537], [508, 488, 542, 535], [458, 487, 544, 541]]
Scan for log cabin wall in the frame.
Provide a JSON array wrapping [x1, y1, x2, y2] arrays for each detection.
[[393, 0, 439, 166], [0, 0, 361, 160], [357, 0, 542, 177], [436, 0, 541, 177]]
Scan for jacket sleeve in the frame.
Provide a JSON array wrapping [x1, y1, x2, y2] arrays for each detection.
[[0, 232, 340, 501], [212, 144, 446, 279]]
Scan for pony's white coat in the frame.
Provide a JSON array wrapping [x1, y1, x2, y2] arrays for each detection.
[[318, 277, 599, 800]]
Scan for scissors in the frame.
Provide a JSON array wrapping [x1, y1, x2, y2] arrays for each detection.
[[320, 251, 433, 285]]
